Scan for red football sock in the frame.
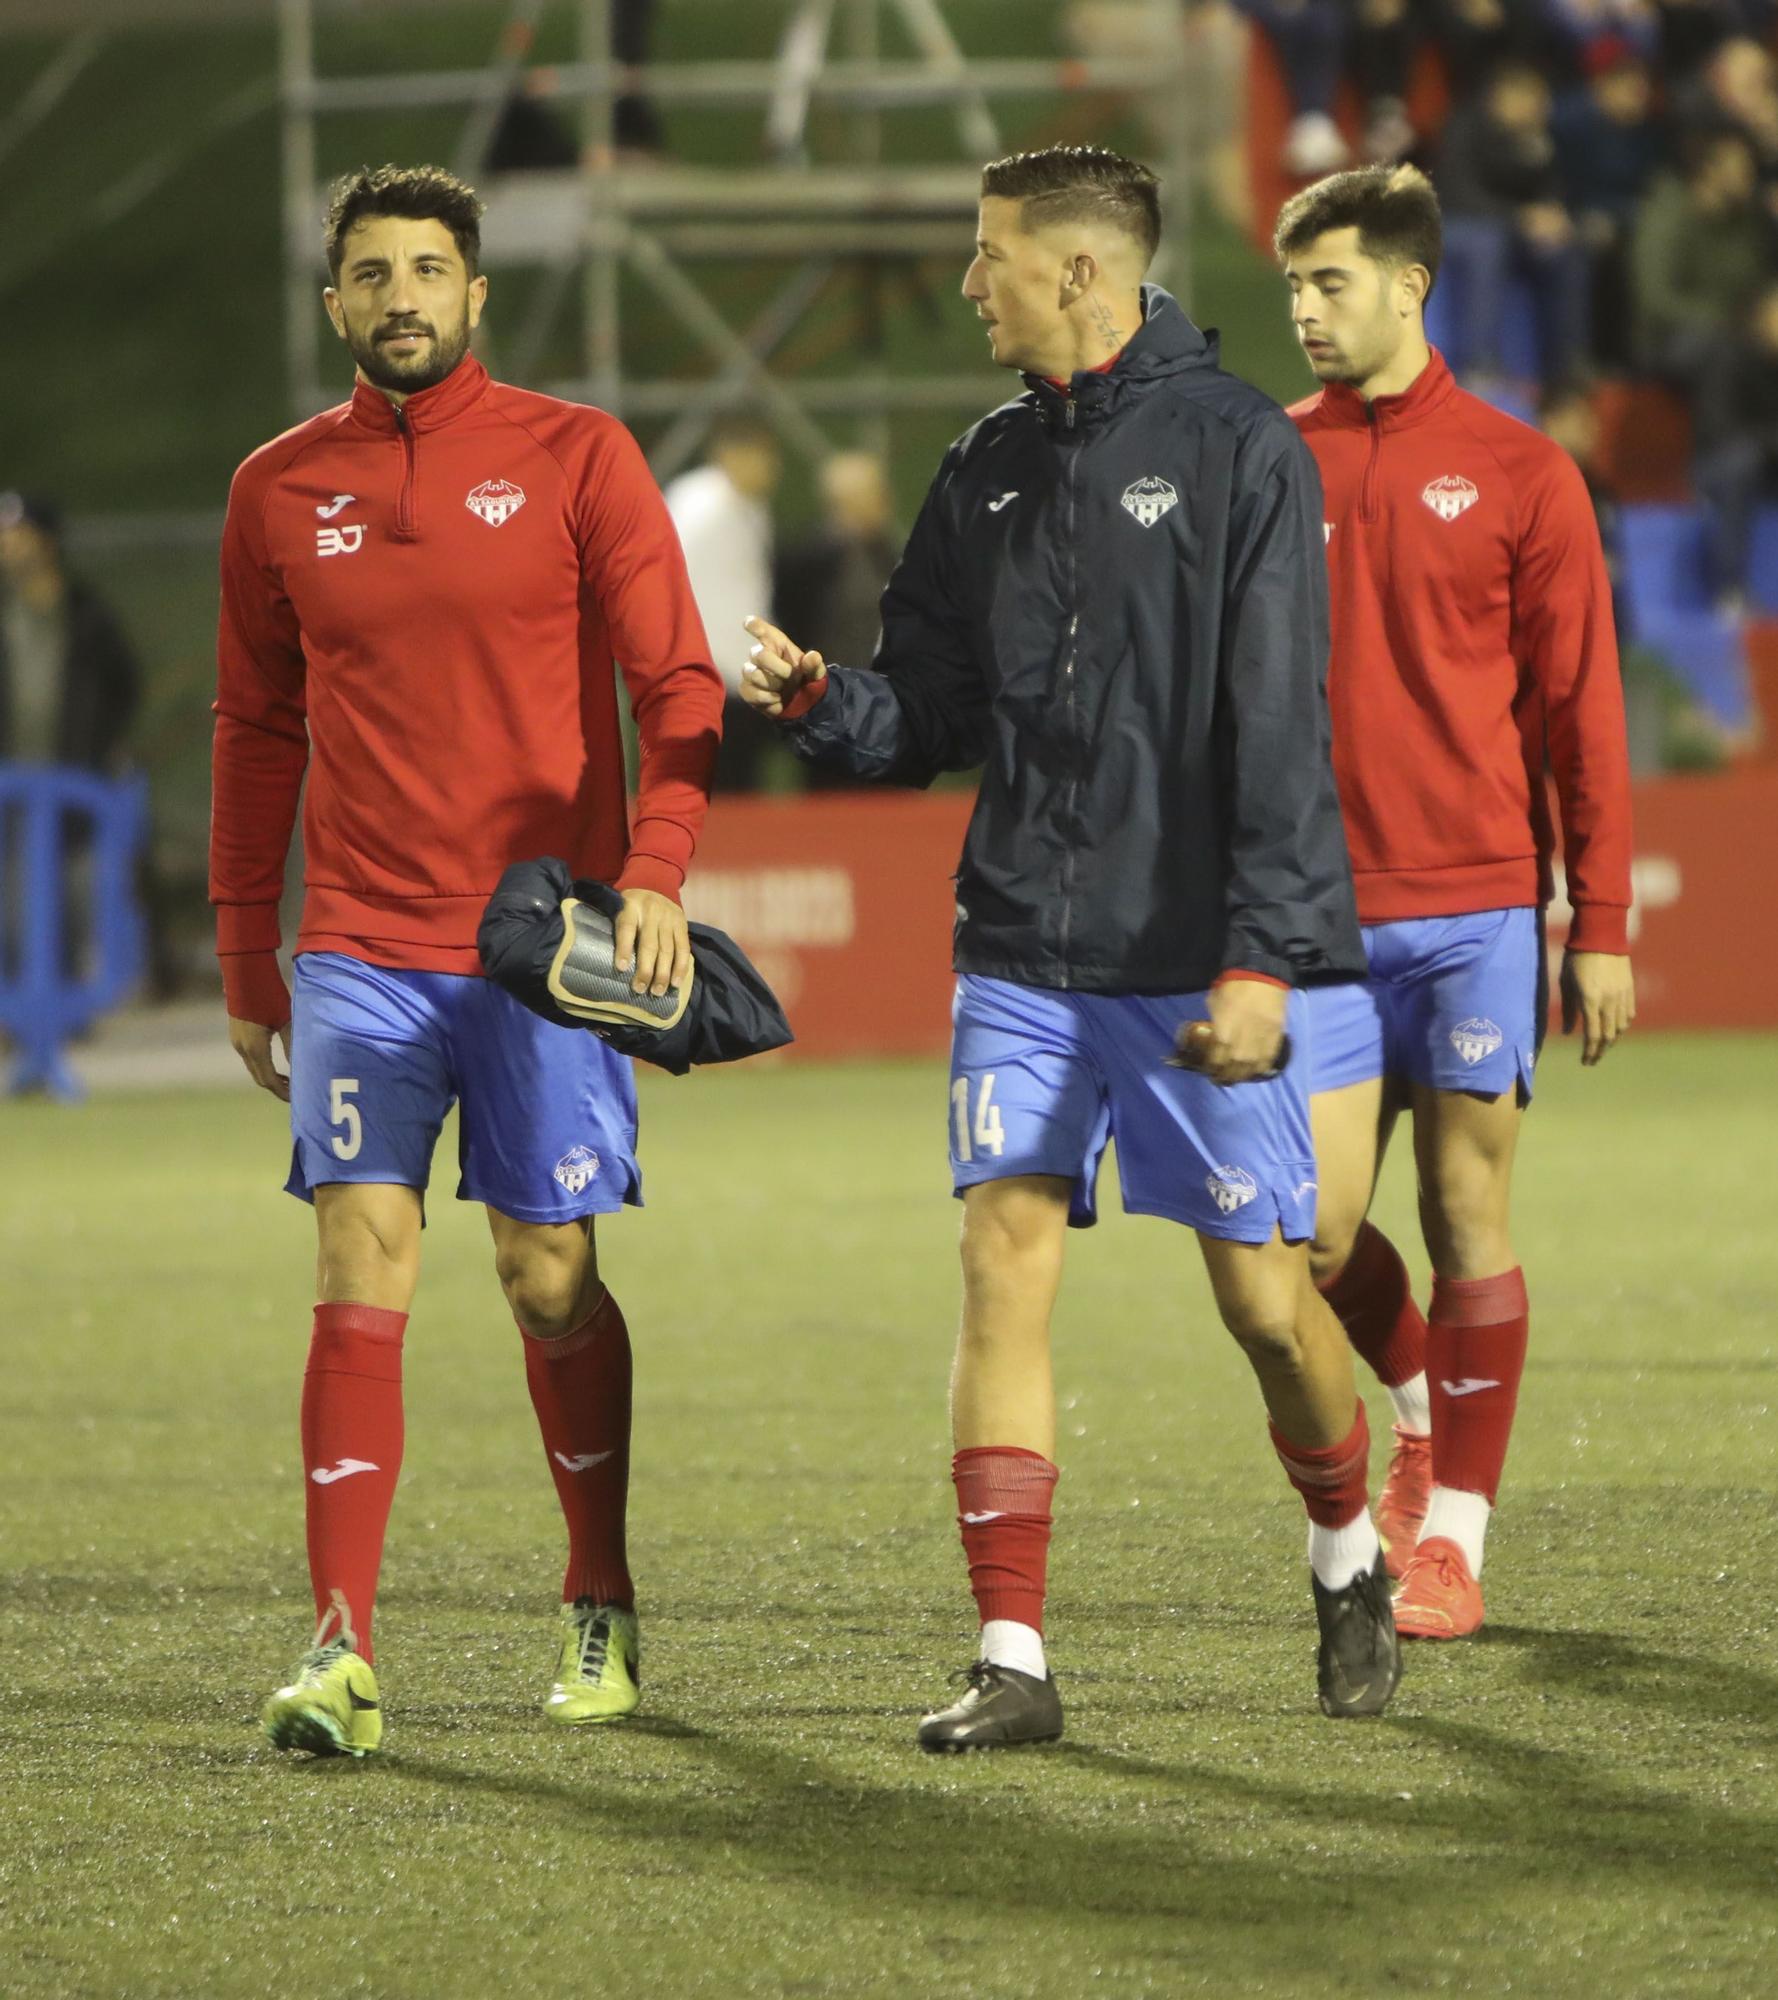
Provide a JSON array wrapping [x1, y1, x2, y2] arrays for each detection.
[[1270, 1402, 1371, 1529], [1427, 1268, 1529, 1504], [952, 1447, 1058, 1633], [1318, 1221, 1428, 1389], [521, 1289, 634, 1609], [301, 1302, 406, 1665]]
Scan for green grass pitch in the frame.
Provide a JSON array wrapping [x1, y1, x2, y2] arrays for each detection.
[[4, 1036, 1776, 1998]]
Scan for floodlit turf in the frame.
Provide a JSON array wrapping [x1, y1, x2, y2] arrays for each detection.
[[4, 1036, 1776, 1998]]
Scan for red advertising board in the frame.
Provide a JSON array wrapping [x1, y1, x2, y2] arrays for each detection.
[[689, 771, 1778, 1060]]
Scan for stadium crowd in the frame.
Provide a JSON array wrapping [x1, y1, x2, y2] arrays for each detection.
[[1245, 0, 1778, 604]]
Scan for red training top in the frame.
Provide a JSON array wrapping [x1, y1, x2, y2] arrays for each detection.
[[1289, 349, 1632, 953], [210, 356, 724, 1024]]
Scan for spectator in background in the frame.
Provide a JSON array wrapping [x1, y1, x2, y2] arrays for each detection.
[[1555, 39, 1665, 367], [1692, 279, 1778, 605], [1546, 0, 1662, 71], [1237, 0, 1350, 174], [664, 415, 783, 793], [1438, 61, 1593, 380], [0, 493, 139, 774], [1540, 378, 1629, 628], [1633, 129, 1772, 391], [1678, 33, 1778, 185], [486, 1, 663, 169], [1654, 0, 1757, 85], [773, 452, 899, 791]]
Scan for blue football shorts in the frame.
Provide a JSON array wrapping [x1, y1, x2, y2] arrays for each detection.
[[286, 951, 642, 1223], [948, 974, 1318, 1243], [1305, 907, 1546, 1101]]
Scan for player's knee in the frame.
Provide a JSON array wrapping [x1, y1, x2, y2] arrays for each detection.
[[495, 1245, 590, 1338], [316, 1195, 419, 1301], [959, 1196, 1057, 1297], [1420, 1176, 1511, 1277], [1308, 1218, 1361, 1290], [1221, 1304, 1304, 1371]]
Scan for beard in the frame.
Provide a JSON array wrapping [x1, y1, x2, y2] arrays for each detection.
[[348, 313, 473, 394]]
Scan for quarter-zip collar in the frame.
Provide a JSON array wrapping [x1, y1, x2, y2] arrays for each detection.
[[1025, 284, 1218, 434], [348, 352, 491, 436], [1315, 346, 1457, 433]]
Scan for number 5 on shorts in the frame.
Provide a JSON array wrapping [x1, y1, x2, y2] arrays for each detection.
[[329, 1077, 362, 1160], [951, 1072, 1005, 1163]]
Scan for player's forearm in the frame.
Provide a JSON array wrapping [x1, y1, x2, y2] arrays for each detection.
[[622, 660, 723, 894]]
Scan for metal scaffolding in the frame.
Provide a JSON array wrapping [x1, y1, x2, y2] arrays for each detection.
[[277, 0, 1194, 472]]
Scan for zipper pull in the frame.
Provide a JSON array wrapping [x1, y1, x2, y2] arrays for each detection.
[[1064, 398, 1077, 431]]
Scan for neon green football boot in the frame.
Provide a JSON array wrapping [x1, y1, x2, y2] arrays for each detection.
[[545, 1599, 641, 1725], [262, 1634, 383, 1758]]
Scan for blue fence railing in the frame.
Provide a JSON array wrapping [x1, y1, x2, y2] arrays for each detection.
[[0, 764, 149, 1100]]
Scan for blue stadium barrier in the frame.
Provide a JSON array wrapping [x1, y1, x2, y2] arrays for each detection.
[[0, 764, 149, 1100], [1617, 505, 1752, 728], [1745, 504, 1778, 614], [1424, 246, 1541, 383]]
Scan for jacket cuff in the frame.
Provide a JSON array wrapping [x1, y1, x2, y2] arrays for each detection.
[[1212, 968, 1291, 993], [220, 950, 291, 1028], [780, 671, 830, 723], [215, 901, 281, 956], [615, 854, 684, 901], [1217, 951, 1296, 987], [1565, 904, 1630, 954]]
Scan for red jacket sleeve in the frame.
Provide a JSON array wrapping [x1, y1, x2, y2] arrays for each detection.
[[1511, 449, 1633, 954], [210, 459, 308, 1023], [578, 421, 724, 899]]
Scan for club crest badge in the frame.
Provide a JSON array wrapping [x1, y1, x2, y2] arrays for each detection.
[[1205, 1164, 1259, 1216], [466, 478, 526, 527], [1121, 475, 1179, 529], [1449, 1017, 1504, 1066], [1422, 474, 1479, 522], [552, 1146, 600, 1194]]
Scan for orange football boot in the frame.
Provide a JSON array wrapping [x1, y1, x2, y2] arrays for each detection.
[[1392, 1535, 1485, 1639], [1374, 1425, 1433, 1580]]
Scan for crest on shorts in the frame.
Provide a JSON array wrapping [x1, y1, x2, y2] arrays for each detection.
[[1121, 476, 1179, 529], [1449, 1017, 1504, 1066], [1422, 474, 1479, 522], [466, 478, 526, 527], [552, 1145, 601, 1195], [1205, 1164, 1259, 1216]]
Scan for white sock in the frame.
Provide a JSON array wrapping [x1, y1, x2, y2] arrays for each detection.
[[979, 1618, 1047, 1681], [1419, 1486, 1490, 1575], [1387, 1371, 1431, 1435], [1307, 1511, 1381, 1591]]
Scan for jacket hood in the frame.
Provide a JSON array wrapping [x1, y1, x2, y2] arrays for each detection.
[[1022, 285, 1219, 422]]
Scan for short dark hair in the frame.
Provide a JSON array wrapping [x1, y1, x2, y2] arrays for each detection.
[[979, 145, 1161, 264], [324, 163, 485, 281], [1273, 164, 1443, 296]]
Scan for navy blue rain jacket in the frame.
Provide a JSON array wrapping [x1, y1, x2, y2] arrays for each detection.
[[784, 286, 1364, 993]]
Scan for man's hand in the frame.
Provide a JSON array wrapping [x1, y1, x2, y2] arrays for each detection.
[[229, 1016, 292, 1101], [1561, 950, 1635, 1066], [740, 615, 826, 719], [1193, 978, 1290, 1085], [614, 887, 691, 997]]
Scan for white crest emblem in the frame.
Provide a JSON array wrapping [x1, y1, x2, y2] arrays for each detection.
[[466, 478, 526, 527], [1449, 1017, 1504, 1067], [1422, 474, 1479, 522], [552, 1146, 600, 1195], [1120, 476, 1179, 529], [1205, 1164, 1259, 1217]]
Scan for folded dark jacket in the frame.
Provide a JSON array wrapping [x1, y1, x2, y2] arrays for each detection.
[[477, 856, 793, 1074]]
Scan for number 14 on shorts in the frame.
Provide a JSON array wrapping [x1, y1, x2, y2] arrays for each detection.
[[952, 1073, 1005, 1162]]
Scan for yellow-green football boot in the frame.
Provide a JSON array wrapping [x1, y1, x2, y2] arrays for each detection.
[[545, 1599, 641, 1725], [262, 1635, 383, 1758]]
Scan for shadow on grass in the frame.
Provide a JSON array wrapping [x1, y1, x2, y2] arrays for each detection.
[[1485, 1622, 1778, 1736], [361, 1666, 1778, 1983]]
